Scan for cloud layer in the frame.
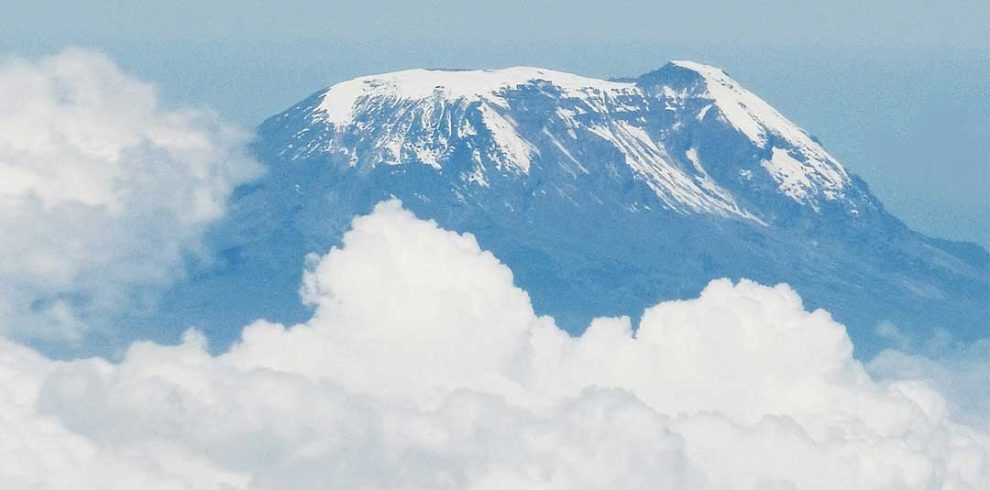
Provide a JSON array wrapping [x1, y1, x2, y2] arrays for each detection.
[[0, 49, 260, 341], [0, 201, 985, 489]]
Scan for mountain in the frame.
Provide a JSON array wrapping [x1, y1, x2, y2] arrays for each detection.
[[151, 61, 989, 356]]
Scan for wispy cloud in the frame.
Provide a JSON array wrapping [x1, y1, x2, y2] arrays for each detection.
[[0, 49, 261, 341]]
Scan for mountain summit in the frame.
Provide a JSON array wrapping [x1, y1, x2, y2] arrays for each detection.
[[155, 61, 989, 355], [274, 61, 869, 222]]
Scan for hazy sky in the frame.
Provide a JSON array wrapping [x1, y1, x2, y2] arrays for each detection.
[[4, 0, 988, 247]]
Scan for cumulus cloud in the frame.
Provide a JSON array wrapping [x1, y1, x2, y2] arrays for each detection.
[[0, 200, 985, 489], [0, 49, 260, 341]]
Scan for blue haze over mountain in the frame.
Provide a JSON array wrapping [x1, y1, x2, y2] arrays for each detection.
[[152, 61, 989, 356]]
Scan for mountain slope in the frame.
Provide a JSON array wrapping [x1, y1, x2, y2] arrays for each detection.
[[151, 61, 989, 356]]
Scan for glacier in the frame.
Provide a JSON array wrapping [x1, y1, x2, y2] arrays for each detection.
[[148, 60, 989, 356]]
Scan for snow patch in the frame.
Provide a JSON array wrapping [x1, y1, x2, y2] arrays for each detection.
[[478, 103, 534, 173], [762, 147, 813, 201], [760, 146, 852, 206]]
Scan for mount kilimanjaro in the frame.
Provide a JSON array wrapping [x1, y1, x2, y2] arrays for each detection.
[[152, 60, 988, 355]]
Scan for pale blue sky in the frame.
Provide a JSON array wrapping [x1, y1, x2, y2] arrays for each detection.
[[4, 0, 988, 247]]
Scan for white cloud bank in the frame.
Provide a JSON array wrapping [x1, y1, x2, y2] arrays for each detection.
[[0, 201, 986, 489], [0, 49, 260, 340]]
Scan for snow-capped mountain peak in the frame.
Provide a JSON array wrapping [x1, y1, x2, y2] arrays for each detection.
[[271, 61, 873, 222]]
